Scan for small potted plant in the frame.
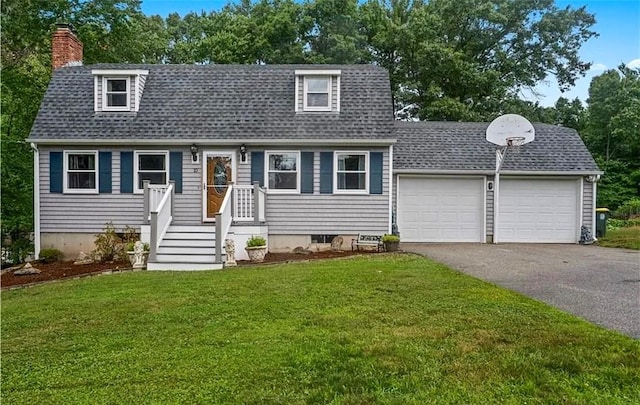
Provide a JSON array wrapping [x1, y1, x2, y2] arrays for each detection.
[[382, 234, 400, 252], [245, 235, 267, 263], [126, 240, 150, 269]]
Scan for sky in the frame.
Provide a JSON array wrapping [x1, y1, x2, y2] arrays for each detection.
[[140, 0, 640, 107]]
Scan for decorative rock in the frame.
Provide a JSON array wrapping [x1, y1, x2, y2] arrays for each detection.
[[330, 236, 344, 251], [14, 263, 41, 275], [292, 246, 311, 255], [224, 239, 237, 267], [74, 251, 94, 265]]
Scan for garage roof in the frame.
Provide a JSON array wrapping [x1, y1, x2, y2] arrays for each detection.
[[394, 121, 600, 173]]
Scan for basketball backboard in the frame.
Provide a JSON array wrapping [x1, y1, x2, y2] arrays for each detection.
[[486, 114, 535, 146]]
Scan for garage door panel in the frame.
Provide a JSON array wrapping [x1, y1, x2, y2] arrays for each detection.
[[498, 179, 578, 243], [398, 177, 484, 242]]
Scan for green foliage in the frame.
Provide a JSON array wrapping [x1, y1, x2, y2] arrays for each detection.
[[381, 234, 400, 243], [246, 235, 267, 248], [2, 237, 33, 265], [93, 222, 123, 262], [597, 226, 640, 250], [614, 198, 640, 220], [38, 248, 63, 263], [607, 218, 640, 230], [2, 256, 639, 403]]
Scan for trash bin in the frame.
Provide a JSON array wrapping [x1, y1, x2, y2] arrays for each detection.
[[595, 208, 610, 237]]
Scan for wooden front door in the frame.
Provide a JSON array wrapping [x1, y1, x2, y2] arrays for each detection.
[[204, 153, 233, 220]]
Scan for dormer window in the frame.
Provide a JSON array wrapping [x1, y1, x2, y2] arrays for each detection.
[[103, 77, 130, 111], [304, 77, 331, 111], [92, 69, 148, 112], [295, 69, 341, 113]]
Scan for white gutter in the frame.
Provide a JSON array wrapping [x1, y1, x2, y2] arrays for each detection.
[[388, 144, 393, 234], [394, 169, 603, 176], [394, 169, 494, 175], [31, 143, 41, 259], [29, 138, 398, 146]]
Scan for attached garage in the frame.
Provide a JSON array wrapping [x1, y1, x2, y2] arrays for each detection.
[[497, 178, 580, 243], [397, 176, 484, 242]]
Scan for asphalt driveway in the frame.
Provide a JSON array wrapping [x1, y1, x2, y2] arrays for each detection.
[[403, 243, 640, 339]]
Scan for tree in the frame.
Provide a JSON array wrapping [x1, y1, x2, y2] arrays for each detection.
[[361, 0, 596, 120], [1, 0, 160, 254], [582, 66, 640, 209]]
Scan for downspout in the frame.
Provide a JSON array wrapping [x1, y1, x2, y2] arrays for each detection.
[[592, 175, 599, 239], [388, 144, 394, 234], [30, 142, 41, 259], [493, 150, 501, 244]]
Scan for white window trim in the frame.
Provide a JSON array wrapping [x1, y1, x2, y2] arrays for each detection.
[[334, 151, 369, 194], [63, 150, 99, 194], [134, 150, 169, 194], [102, 76, 131, 111], [265, 150, 301, 194], [303, 76, 332, 112]]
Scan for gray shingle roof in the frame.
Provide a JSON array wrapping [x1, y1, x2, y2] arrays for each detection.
[[28, 64, 394, 142], [394, 121, 600, 173]]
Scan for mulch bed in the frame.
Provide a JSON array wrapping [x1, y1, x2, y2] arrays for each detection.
[[2, 250, 378, 288], [1, 260, 131, 288]]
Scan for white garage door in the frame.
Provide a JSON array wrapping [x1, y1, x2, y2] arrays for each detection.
[[398, 177, 484, 242], [498, 178, 579, 243]]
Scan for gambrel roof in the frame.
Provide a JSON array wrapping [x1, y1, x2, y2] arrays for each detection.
[[28, 64, 394, 143], [394, 121, 600, 173]]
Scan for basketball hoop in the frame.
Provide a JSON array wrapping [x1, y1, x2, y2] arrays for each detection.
[[505, 136, 526, 154]]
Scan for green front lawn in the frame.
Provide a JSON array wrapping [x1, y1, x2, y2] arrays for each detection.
[[2, 255, 639, 404], [597, 226, 640, 250]]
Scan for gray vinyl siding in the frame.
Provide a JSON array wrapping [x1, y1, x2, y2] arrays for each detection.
[[40, 145, 390, 235], [486, 175, 494, 237], [296, 74, 340, 112], [39, 146, 199, 233], [582, 177, 593, 229], [137, 74, 147, 109], [242, 146, 390, 234]]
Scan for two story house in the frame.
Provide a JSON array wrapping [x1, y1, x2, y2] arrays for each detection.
[[27, 25, 601, 270]]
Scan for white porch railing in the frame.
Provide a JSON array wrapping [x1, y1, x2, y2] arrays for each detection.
[[233, 182, 266, 224], [145, 181, 175, 262], [215, 184, 234, 263]]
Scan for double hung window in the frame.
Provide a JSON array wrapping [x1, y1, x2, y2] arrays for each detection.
[[135, 151, 168, 192], [64, 151, 98, 193], [266, 152, 299, 192], [335, 152, 368, 193]]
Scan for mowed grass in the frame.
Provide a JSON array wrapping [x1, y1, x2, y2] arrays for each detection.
[[597, 226, 640, 250], [2, 255, 639, 404]]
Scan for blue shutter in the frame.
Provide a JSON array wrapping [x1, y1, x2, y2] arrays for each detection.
[[169, 151, 182, 193], [319, 152, 333, 194], [98, 152, 112, 193], [301, 152, 314, 194], [370, 152, 383, 194], [251, 151, 264, 187], [120, 151, 133, 193], [49, 151, 63, 193]]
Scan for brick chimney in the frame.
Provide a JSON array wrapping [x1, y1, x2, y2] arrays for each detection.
[[52, 23, 83, 70]]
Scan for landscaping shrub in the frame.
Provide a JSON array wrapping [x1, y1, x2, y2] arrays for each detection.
[[246, 235, 266, 248], [614, 198, 640, 220], [93, 222, 123, 262], [39, 248, 63, 263]]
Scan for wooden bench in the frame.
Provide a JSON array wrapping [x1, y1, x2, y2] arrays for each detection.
[[351, 234, 383, 252]]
